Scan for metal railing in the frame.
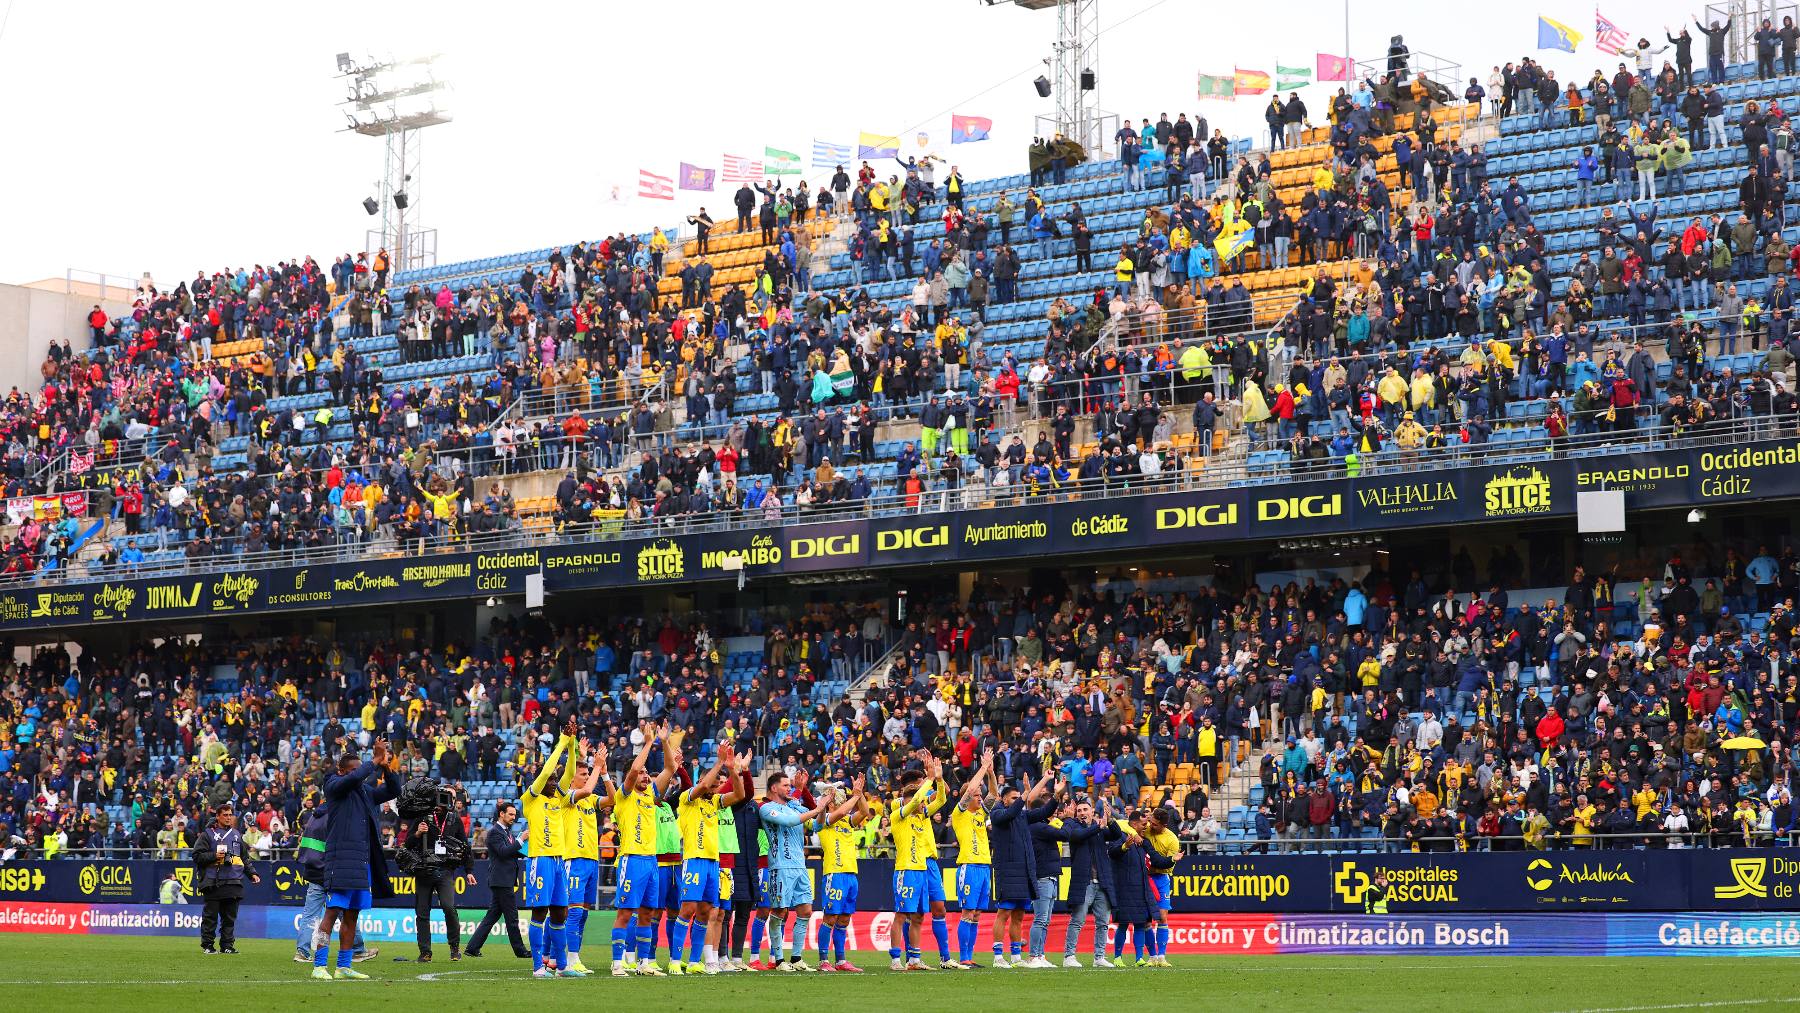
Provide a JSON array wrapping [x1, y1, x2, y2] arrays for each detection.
[[26, 827, 1793, 869], [1099, 291, 1774, 377], [511, 372, 671, 423], [60, 268, 142, 302], [27, 383, 531, 494], [7, 408, 1789, 592], [1707, 1, 1800, 65], [1184, 828, 1799, 854]]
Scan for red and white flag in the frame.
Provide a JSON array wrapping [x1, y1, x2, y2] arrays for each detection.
[[1596, 10, 1631, 55], [721, 154, 764, 185], [69, 449, 94, 475], [638, 169, 673, 200]]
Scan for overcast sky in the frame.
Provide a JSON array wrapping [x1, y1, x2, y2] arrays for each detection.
[[0, 0, 1711, 287]]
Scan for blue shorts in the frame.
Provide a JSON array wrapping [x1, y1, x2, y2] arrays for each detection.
[[823, 872, 860, 916], [894, 869, 931, 914], [680, 858, 720, 905], [658, 864, 681, 912], [1150, 874, 1172, 916], [615, 854, 661, 910], [717, 866, 734, 911], [924, 859, 947, 904], [767, 867, 813, 909], [996, 898, 1028, 911], [754, 867, 771, 909], [566, 857, 600, 908], [326, 888, 372, 912], [956, 864, 992, 912], [522, 856, 568, 908]]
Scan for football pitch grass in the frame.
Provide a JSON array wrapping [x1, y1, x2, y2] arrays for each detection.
[[0, 935, 1792, 1011]]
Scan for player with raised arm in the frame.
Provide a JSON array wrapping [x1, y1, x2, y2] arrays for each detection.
[[815, 772, 869, 972], [705, 746, 754, 972], [758, 769, 827, 972], [521, 720, 578, 978], [649, 730, 686, 973], [889, 754, 955, 970], [671, 741, 745, 975], [1141, 808, 1182, 966], [609, 722, 677, 976], [919, 755, 957, 970], [310, 736, 398, 980], [561, 741, 613, 975], [988, 765, 1057, 967], [949, 749, 995, 968]]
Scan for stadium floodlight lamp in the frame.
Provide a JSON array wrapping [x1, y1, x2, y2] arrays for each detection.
[[336, 52, 353, 73]]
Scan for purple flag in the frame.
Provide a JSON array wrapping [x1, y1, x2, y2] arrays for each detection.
[[678, 162, 715, 191]]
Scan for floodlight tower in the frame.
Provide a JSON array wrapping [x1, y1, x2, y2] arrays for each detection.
[[336, 52, 451, 273]]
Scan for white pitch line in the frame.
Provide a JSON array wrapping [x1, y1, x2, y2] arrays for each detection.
[[0, 979, 323, 986], [415, 969, 519, 981], [1551, 999, 1800, 1013]]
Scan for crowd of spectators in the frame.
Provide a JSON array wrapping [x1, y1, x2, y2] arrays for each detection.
[[14, 42, 1800, 604], [0, 598, 894, 861], [5, 532, 1798, 862]]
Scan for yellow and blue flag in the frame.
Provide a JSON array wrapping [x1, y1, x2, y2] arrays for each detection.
[[1215, 223, 1255, 262], [1537, 15, 1581, 53], [858, 131, 900, 159]]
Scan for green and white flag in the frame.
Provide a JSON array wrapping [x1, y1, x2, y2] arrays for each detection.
[[765, 146, 801, 175], [1196, 72, 1235, 99], [830, 368, 855, 394], [1277, 65, 1312, 91]]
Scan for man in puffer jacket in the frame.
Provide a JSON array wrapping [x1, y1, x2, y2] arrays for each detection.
[[294, 790, 373, 963]]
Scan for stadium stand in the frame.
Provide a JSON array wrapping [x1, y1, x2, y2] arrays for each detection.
[[2, 43, 1798, 868]]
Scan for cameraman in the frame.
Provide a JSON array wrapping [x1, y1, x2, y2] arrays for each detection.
[[405, 787, 473, 962]]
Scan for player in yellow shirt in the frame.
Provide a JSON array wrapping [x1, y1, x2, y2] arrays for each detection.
[[520, 719, 578, 977], [816, 774, 869, 971], [669, 742, 746, 975], [610, 723, 678, 976], [703, 747, 753, 972], [560, 743, 613, 975], [1142, 809, 1183, 966], [949, 750, 994, 968], [888, 753, 953, 970]]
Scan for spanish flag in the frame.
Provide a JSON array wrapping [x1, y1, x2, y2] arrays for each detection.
[[1234, 68, 1271, 96], [1537, 15, 1581, 53]]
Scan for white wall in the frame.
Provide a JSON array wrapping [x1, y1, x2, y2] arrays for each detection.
[[0, 282, 134, 396]]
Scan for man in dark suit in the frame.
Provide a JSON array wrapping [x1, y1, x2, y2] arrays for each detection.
[[466, 802, 529, 959]]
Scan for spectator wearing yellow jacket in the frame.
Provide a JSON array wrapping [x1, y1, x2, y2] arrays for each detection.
[[1375, 366, 1407, 428], [1409, 370, 1437, 425], [1393, 412, 1427, 454], [1241, 380, 1270, 448]]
